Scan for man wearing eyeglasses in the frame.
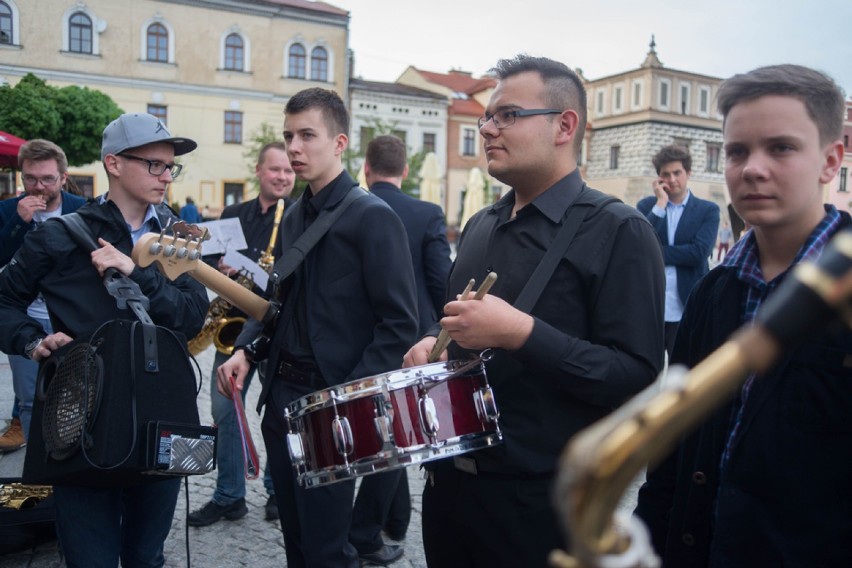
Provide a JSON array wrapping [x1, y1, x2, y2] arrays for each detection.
[[0, 139, 88, 453], [0, 113, 208, 566], [403, 55, 665, 567]]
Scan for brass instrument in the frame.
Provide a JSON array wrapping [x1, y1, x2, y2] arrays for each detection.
[[187, 199, 285, 356], [550, 231, 852, 568]]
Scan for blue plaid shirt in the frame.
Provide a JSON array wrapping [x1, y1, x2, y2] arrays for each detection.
[[719, 205, 843, 470]]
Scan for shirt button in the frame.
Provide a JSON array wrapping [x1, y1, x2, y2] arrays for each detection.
[[692, 471, 707, 485], [682, 533, 695, 546]]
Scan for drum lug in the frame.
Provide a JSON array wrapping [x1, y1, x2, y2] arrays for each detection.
[[287, 432, 305, 466], [418, 395, 440, 437], [374, 415, 392, 445], [332, 416, 354, 457], [474, 386, 500, 423]]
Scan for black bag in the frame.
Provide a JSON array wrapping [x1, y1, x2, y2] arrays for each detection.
[[0, 493, 56, 554], [23, 319, 216, 487]]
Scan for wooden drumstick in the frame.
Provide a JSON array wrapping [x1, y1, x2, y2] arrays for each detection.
[[427, 272, 497, 363]]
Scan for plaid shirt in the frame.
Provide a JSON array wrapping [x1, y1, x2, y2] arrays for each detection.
[[719, 205, 843, 470]]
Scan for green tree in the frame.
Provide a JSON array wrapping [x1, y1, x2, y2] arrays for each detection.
[[0, 73, 122, 166], [241, 121, 309, 198]]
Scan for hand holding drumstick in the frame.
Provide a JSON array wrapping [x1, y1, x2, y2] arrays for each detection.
[[428, 272, 498, 362]]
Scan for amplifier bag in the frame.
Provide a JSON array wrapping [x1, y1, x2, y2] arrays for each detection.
[[24, 319, 214, 487]]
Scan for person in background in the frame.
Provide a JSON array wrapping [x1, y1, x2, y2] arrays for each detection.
[[349, 134, 452, 561], [637, 145, 720, 356], [0, 139, 88, 450], [403, 54, 665, 567], [180, 195, 203, 223], [218, 88, 417, 567], [188, 142, 295, 527], [717, 220, 733, 261], [635, 64, 850, 567]]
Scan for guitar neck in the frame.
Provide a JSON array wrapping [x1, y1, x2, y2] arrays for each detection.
[[191, 261, 270, 322]]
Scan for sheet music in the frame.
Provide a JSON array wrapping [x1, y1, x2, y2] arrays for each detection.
[[223, 249, 269, 292], [196, 218, 247, 256]]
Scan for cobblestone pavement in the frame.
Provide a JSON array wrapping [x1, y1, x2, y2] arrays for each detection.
[[0, 348, 428, 568]]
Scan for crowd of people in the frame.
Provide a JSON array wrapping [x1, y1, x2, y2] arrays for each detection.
[[0, 55, 848, 568]]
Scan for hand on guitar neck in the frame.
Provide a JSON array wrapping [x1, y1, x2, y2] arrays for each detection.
[[131, 231, 272, 323]]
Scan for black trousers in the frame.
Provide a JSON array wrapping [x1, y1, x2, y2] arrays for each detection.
[[422, 460, 564, 568], [262, 378, 359, 568], [349, 469, 404, 553]]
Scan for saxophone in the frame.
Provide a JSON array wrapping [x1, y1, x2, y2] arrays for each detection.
[[187, 199, 285, 356]]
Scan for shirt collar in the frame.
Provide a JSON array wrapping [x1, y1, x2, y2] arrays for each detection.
[[490, 168, 585, 224], [667, 190, 691, 209]]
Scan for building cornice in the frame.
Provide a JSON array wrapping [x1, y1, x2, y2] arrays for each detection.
[[156, 0, 349, 27], [0, 64, 291, 102]]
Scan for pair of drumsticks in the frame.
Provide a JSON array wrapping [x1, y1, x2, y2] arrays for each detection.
[[427, 272, 498, 363]]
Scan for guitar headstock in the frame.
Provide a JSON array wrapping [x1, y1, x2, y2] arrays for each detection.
[[132, 223, 210, 281]]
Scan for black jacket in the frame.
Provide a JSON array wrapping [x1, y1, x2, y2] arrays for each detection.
[[635, 215, 852, 567], [0, 199, 208, 356]]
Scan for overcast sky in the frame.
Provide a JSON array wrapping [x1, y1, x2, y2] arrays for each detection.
[[331, 0, 852, 95]]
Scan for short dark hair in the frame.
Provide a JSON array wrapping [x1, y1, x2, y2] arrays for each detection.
[[18, 139, 68, 173], [652, 145, 692, 175], [285, 87, 350, 137], [257, 141, 287, 166], [717, 64, 846, 145], [490, 54, 587, 154], [365, 135, 407, 177]]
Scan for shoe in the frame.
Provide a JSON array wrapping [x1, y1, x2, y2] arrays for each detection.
[[359, 544, 404, 566], [264, 494, 279, 521], [187, 498, 248, 527], [384, 527, 406, 541], [0, 417, 26, 452]]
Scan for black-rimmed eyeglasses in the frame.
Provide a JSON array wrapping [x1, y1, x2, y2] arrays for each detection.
[[22, 175, 61, 187], [477, 108, 564, 130], [119, 154, 183, 178]]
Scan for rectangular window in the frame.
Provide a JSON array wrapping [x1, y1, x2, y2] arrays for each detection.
[[680, 83, 690, 114], [147, 104, 167, 126], [841, 167, 848, 193], [845, 134, 849, 149], [699, 86, 711, 116], [596, 90, 605, 116], [632, 80, 643, 109], [462, 127, 477, 157], [224, 111, 242, 144], [613, 85, 623, 113], [391, 130, 407, 144], [609, 145, 619, 170], [659, 79, 671, 110], [67, 174, 94, 198], [223, 182, 245, 206], [422, 132, 436, 154], [706, 143, 721, 172]]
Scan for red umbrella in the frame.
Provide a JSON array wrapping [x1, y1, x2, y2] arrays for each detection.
[[0, 131, 26, 169]]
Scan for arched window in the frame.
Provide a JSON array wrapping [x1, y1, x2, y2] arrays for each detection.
[[147, 23, 168, 62], [310, 46, 328, 82], [68, 12, 92, 54], [224, 33, 243, 71], [0, 2, 13, 45], [288, 43, 306, 79]]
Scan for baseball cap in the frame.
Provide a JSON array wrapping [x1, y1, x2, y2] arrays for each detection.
[[101, 113, 197, 160]]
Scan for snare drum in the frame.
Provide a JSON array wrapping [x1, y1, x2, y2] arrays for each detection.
[[285, 358, 501, 487]]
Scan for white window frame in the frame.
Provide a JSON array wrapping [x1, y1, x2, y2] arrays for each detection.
[[658, 78, 671, 111], [140, 16, 175, 64], [62, 4, 101, 55], [679, 82, 691, 115], [698, 85, 711, 117], [309, 40, 334, 83], [460, 126, 478, 157], [219, 27, 251, 72], [595, 89, 606, 117], [631, 79, 643, 110], [613, 83, 624, 114], [284, 37, 307, 79], [0, 0, 21, 46]]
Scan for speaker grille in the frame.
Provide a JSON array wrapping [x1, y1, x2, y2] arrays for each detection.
[[42, 344, 103, 461]]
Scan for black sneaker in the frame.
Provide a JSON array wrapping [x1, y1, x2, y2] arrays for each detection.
[[264, 494, 279, 521], [187, 498, 248, 527]]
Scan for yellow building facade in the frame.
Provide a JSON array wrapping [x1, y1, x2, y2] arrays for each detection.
[[0, 0, 349, 214]]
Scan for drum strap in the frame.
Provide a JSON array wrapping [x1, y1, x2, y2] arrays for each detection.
[[514, 188, 619, 313]]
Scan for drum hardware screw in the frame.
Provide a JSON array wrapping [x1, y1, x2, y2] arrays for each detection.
[[418, 393, 440, 439]]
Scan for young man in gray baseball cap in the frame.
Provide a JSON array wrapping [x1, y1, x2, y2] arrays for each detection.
[[0, 113, 208, 565]]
